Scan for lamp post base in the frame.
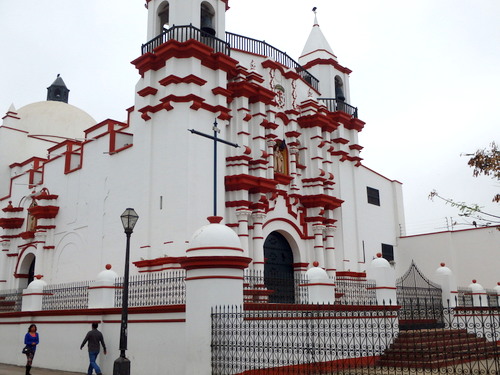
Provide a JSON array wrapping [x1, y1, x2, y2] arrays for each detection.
[[113, 356, 130, 375]]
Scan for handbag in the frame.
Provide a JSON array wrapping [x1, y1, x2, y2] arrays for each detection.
[[22, 345, 31, 354]]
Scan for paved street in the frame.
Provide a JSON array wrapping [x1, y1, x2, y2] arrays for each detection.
[[0, 363, 82, 375]]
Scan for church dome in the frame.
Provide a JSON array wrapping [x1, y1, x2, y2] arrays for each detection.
[[14, 101, 96, 140], [186, 216, 243, 257]]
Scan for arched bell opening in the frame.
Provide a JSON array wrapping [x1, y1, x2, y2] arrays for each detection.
[[264, 231, 295, 303], [334, 75, 346, 102], [158, 1, 170, 33], [200, 2, 216, 36]]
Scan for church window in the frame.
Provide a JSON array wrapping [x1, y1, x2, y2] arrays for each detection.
[[200, 2, 215, 36], [158, 2, 170, 32], [273, 140, 288, 175], [381, 243, 394, 262], [367, 186, 380, 206]]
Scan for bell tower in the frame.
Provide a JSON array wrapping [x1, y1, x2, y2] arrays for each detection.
[[145, 0, 228, 40]]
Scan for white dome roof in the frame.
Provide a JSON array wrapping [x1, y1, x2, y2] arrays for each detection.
[[97, 264, 118, 282], [15, 101, 96, 139], [187, 217, 243, 257]]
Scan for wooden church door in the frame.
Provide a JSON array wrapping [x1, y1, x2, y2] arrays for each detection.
[[264, 231, 295, 303]]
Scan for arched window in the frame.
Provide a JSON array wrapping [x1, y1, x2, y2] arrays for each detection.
[[200, 2, 215, 35], [158, 1, 170, 32], [334, 75, 345, 102]]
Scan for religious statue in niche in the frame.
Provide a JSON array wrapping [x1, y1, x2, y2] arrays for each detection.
[[26, 201, 37, 233], [273, 140, 288, 175]]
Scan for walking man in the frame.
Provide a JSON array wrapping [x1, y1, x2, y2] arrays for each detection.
[[80, 322, 107, 375]]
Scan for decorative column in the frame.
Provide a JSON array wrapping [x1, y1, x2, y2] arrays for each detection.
[[181, 216, 251, 375], [312, 224, 326, 268], [21, 275, 48, 311], [251, 212, 266, 272], [324, 225, 336, 277], [366, 253, 397, 305], [305, 261, 335, 304], [236, 209, 252, 258], [288, 146, 299, 190], [468, 280, 488, 307], [88, 264, 119, 309], [434, 262, 458, 308], [266, 139, 276, 178]]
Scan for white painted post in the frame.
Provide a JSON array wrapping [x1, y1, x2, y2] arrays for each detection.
[[468, 280, 488, 307], [88, 264, 118, 309], [181, 216, 251, 375], [434, 262, 458, 308], [305, 261, 335, 304], [21, 275, 47, 311], [366, 253, 397, 305]]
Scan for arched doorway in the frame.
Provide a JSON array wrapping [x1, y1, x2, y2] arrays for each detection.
[[264, 231, 295, 303]]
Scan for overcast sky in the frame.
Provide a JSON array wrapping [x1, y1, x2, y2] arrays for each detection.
[[1, 0, 498, 235]]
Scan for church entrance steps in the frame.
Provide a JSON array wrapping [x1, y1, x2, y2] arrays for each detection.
[[377, 328, 500, 368]]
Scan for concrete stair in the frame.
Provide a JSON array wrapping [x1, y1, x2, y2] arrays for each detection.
[[377, 329, 500, 368]]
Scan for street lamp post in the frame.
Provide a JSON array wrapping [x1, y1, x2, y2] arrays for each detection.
[[113, 208, 139, 375]]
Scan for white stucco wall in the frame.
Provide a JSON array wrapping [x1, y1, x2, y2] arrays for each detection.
[[397, 226, 500, 289]]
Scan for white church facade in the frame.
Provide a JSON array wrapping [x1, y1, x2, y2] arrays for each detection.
[[1, 1, 499, 374], [0, 0, 405, 291]]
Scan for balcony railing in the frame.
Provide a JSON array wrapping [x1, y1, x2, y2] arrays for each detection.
[[225, 32, 319, 91], [318, 98, 358, 118], [141, 25, 319, 91], [142, 24, 230, 55]]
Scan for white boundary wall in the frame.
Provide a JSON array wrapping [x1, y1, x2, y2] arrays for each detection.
[[0, 308, 186, 374]]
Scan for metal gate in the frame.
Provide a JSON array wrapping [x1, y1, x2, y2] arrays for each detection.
[[396, 261, 444, 330]]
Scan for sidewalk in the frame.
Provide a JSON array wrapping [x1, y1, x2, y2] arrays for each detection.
[[0, 363, 82, 375]]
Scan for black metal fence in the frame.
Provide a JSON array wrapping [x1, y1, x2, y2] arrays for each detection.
[[244, 270, 309, 304], [114, 270, 186, 308], [226, 32, 319, 91], [318, 98, 359, 118], [211, 303, 500, 374], [0, 288, 23, 312], [335, 277, 377, 305], [42, 281, 90, 310], [142, 24, 230, 55]]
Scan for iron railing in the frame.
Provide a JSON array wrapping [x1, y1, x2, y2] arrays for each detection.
[[318, 97, 359, 118], [114, 270, 186, 308], [140, 26, 319, 91], [42, 281, 90, 310], [0, 288, 23, 312], [335, 277, 377, 305], [211, 303, 399, 375], [226, 32, 319, 91], [244, 270, 308, 304], [212, 303, 500, 374], [142, 24, 230, 55]]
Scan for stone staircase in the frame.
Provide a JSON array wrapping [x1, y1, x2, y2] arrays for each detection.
[[377, 329, 500, 368]]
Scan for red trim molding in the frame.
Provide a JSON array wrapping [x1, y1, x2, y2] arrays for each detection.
[[180, 256, 251, 271]]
